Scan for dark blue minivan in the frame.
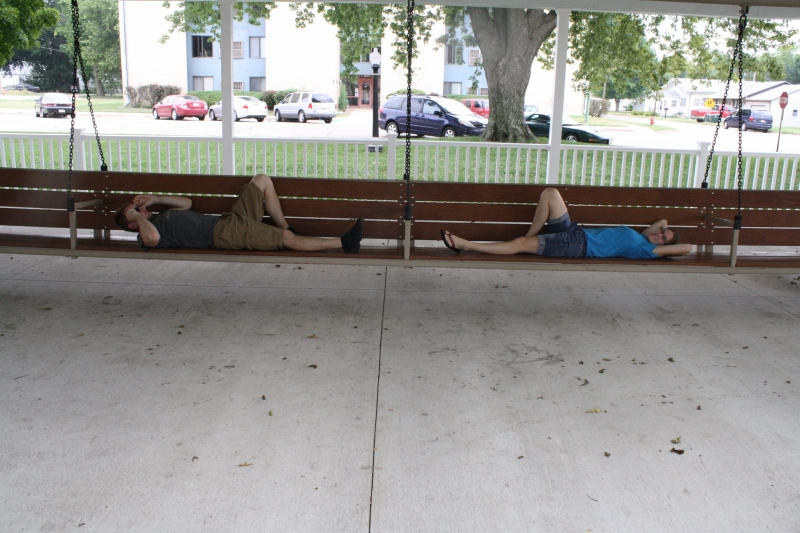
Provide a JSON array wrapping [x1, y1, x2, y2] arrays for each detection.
[[723, 109, 773, 132], [379, 95, 488, 137]]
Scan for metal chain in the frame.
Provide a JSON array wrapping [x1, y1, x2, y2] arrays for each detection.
[[403, 0, 415, 221], [67, 0, 107, 212], [702, 10, 747, 190], [735, 10, 747, 227]]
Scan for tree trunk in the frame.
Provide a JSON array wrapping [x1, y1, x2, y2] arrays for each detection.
[[94, 66, 105, 96], [615, 98, 621, 112], [467, 8, 557, 143]]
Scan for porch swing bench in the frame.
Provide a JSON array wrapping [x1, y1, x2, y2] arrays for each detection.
[[2, 167, 800, 273]]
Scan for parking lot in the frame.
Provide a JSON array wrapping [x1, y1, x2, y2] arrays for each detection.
[[2, 104, 800, 153]]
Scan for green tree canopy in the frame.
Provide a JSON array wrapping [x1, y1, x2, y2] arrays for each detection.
[[0, 0, 59, 66]]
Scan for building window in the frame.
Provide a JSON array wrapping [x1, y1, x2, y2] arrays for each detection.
[[443, 82, 462, 96], [250, 77, 266, 92], [794, 109, 798, 117], [468, 49, 481, 66], [467, 86, 477, 95], [192, 36, 213, 58], [233, 41, 243, 59], [445, 43, 456, 64], [680, 98, 686, 106], [693, 98, 701, 106], [671, 100, 677, 107], [250, 36, 265, 58], [233, 81, 243, 91], [480, 88, 488, 96], [192, 76, 213, 91]]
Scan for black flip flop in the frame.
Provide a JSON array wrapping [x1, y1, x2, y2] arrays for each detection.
[[441, 229, 461, 254]]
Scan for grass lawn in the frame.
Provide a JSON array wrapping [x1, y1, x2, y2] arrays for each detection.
[[567, 115, 635, 127], [0, 94, 150, 113]]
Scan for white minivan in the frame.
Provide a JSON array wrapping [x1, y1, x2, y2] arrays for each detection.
[[274, 91, 336, 123]]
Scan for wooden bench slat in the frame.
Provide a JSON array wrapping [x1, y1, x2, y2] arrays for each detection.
[[0, 209, 107, 229], [0, 189, 100, 209]]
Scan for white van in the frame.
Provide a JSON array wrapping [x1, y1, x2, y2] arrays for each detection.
[[274, 91, 336, 123]]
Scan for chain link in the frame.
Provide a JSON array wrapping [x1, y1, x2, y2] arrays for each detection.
[[403, 0, 415, 221], [67, 0, 107, 211], [735, 11, 746, 226]]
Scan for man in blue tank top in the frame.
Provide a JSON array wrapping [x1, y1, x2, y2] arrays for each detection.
[[442, 188, 692, 259], [115, 174, 363, 253]]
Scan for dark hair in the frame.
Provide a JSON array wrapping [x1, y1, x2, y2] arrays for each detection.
[[114, 203, 137, 232], [666, 232, 680, 245]]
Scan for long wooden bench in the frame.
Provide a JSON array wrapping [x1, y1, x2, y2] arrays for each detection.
[[2, 168, 800, 273]]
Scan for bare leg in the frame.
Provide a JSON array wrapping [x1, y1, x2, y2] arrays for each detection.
[[525, 187, 569, 237], [446, 232, 541, 255], [251, 174, 289, 229], [282, 231, 343, 252]]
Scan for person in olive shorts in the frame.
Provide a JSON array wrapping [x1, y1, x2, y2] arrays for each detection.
[[115, 174, 363, 253], [441, 187, 692, 259]]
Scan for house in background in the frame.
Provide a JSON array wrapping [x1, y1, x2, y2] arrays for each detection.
[[655, 78, 790, 118], [118, 1, 584, 114]]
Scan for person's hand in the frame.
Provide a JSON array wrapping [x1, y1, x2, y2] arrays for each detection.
[[125, 205, 140, 222], [133, 194, 157, 208]]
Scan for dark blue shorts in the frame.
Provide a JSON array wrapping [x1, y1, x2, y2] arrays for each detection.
[[537, 213, 587, 258]]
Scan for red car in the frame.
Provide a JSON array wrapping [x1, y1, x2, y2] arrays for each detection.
[[461, 98, 490, 118], [153, 95, 207, 121]]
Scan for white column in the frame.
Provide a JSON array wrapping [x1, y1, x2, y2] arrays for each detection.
[[546, 9, 570, 185], [220, 0, 235, 175], [694, 141, 711, 188]]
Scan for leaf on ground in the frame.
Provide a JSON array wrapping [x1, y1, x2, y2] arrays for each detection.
[[604, 452, 611, 457], [697, 405, 702, 410], [268, 410, 273, 416], [75, 333, 84, 337], [192, 456, 199, 462], [308, 364, 318, 369], [667, 357, 674, 362], [602, 358, 611, 361], [670, 448, 684, 455], [262, 395, 266, 400], [238, 462, 253, 467], [671, 436, 681, 444], [307, 334, 318, 339], [586, 408, 603, 413], [42, 307, 52, 311], [598, 369, 605, 373], [178, 325, 184, 328]]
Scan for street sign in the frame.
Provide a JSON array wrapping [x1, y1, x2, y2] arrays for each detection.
[[778, 92, 789, 152], [779, 91, 789, 109], [704, 98, 715, 109]]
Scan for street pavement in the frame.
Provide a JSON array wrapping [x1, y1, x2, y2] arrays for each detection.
[[1, 104, 799, 153]]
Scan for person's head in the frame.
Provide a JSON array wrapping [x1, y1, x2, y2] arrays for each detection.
[[648, 226, 679, 246], [114, 202, 151, 232]]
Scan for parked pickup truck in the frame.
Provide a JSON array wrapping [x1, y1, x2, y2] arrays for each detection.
[[691, 105, 736, 122]]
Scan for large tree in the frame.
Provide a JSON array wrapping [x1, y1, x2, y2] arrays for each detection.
[[2, 24, 73, 92], [0, 0, 59, 67], [57, 0, 122, 95]]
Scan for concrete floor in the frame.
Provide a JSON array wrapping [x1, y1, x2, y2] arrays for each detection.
[[1, 253, 799, 533]]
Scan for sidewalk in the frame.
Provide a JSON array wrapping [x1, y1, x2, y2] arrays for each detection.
[[1, 253, 798, 532]]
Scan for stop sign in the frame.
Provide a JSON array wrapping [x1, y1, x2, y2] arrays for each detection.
[[780, 91, 789, 109]]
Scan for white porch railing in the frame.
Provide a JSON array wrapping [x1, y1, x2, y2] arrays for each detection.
[[2, 130, 799, 190]]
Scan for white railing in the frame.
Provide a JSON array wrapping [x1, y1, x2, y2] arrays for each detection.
[[2, 130, 799, 190]]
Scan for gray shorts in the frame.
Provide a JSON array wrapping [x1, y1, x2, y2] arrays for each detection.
[[537, 213, 587, 258]]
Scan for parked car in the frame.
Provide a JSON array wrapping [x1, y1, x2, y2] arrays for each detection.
[[35, 93, 74, 118], [379, 95, 488, 138], [524, 104, 539, 115], [8, 83, 41, 92], [274, 91, 336, 123], [462, 98, 490, 117], [152, 95, 207, 120], [525, 113, 611, 144], [208, 96, 268, 122], [723, 109, 773, 132], [691, 104, 736, 122]]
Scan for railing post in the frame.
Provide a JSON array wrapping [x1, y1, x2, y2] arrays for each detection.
[[694, 140, 710, 188], [546, 8, 570, 185], [74, 128, 86, 171], [386, 132, 397, 180]]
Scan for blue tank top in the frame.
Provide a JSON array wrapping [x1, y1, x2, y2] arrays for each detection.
[[583, 226, 659, 259]]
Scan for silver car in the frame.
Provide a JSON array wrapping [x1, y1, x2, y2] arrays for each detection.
[[208, 96, 268, 122], [274, 91, 336, 123]]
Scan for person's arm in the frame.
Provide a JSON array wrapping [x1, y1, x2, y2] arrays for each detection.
[[653, 244, 693, 257], [133, 194, 192, 211], [126, 209, 160, 247], [641, 219, 667, 236]]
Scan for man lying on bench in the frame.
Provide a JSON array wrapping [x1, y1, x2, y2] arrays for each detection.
[[115, 173, 364, 253], [441, 187, 692, 259]]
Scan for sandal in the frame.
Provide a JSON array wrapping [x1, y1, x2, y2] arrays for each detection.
[[441, 229, 461, 254]]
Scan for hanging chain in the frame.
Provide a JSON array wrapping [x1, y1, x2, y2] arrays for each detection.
[[403, 0, 415, 221], [702, 8, 747, 190], [734, 8, 747, 229], [67, 0, 107, 212]]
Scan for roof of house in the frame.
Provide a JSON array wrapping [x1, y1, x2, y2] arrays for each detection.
[[709, 81, 789, 100], [753, 84, 800, 102]]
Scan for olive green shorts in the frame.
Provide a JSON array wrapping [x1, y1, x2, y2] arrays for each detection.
[[213, 181, 284, 250]]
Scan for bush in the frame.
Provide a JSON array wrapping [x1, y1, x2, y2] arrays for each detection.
[[387, 88, 427, 96], [270, 88, 299, 109], [126, 84, 181, 108], [588, 99, 610, 118], [186, 90, 265, 107]]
